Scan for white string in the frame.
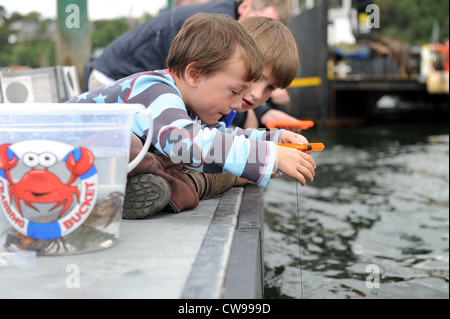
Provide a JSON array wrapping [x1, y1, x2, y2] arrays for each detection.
[[296, 181, 304, 299]]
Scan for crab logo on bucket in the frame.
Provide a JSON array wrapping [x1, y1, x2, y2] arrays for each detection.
[[0, 140, 98, 240]]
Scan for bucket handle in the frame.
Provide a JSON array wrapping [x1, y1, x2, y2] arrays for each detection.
[[127, 108, 153, 173]]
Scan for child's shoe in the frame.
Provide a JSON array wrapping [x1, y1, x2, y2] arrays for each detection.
[[123, 174, 171, 219], [181, 168, 238, 200]]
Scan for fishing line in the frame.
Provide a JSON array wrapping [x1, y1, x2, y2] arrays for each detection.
[[296, 181, 304, 299]]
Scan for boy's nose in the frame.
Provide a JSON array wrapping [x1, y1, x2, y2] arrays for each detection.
[[230, 102, 241, 110], [230, 96, 243, 110], [250, 87, 264, 101]]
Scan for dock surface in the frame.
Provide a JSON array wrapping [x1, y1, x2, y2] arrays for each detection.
[[0, 185, 264, 299]]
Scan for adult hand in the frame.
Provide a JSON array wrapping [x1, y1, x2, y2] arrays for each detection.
[[261, 109, 303, 133]]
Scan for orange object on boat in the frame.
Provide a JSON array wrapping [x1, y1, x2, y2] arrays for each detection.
[[266, 120, 315, 130], [278, 143, 325, 152]]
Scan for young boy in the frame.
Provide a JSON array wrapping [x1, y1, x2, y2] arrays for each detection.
[[184, 15, 303, 191], [88, 0, 292, 90], [87, 0, 298, 130], [231, 16, 300, 129], [68, 13, 316, 218]]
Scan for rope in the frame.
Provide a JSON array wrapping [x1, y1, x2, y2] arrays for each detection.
[[296, 181, 304, 299]]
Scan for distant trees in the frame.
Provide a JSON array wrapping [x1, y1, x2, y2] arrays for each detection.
[[91, 16, 151, 51], [0, 10, 55, 68], [373, 0, 449, 45], [0, 7, 151, 69], [0, 1, 448, 69]]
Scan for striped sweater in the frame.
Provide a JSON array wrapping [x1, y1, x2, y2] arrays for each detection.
[[68, 70, 281, 187]]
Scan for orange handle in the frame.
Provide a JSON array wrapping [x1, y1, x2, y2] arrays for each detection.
[[266, 120, 315, 130], [278, 143, 325, 152]]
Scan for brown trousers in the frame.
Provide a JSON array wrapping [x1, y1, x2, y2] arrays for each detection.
[[128, 134, 199, 213]]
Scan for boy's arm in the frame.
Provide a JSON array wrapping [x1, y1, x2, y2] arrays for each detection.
[[128, 76, 278, 187], [222, 122, 284, 143], [156, 121, 278, 188]]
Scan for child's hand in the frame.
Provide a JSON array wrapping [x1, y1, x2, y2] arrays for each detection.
[[271, 171, 283, 179], [279, 130, 309, 144], [276, 145, 316, 186]]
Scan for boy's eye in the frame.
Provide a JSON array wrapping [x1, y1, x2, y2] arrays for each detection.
[[232, 91, 241, 96], [267, 85, 276, 92]]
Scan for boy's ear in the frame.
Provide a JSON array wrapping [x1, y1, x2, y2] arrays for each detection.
[[185, 62, 202, 88]]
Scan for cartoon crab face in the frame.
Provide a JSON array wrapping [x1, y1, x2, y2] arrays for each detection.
[[0, 140, 99, 240]]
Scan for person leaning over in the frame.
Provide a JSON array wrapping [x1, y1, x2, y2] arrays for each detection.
[[172, 1, 298, 131], [182, 15, 302, 198], [69, 13, 316, 218], [230, 16, 299, 129], [87, 0, 300, 130]]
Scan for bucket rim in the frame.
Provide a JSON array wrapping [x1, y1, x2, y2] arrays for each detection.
[[0, 103, 145, 114]]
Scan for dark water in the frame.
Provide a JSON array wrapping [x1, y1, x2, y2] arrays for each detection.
[[263, 118, 449, 299]]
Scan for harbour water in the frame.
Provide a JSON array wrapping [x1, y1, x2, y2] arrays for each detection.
[[263, 115, 449, 299]]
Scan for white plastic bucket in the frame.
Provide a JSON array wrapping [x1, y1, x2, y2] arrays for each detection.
[[0, 103, 152, 255]]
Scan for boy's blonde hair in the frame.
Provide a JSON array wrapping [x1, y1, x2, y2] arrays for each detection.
[[167, 13, 264, 83], [252, 0, 293, 26], [239, 16, 299, 89]]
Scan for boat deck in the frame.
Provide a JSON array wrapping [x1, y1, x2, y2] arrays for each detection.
[[0, 185, 264, 299]]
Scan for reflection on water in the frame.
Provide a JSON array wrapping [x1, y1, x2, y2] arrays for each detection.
[[263, 121, 449, 299]]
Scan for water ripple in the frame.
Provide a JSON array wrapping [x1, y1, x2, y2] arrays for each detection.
[[264, 123, 449, 299]]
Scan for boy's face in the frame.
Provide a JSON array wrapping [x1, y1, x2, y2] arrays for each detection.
[[189, 52, 252, 125], [238, 66, 278, 112]]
